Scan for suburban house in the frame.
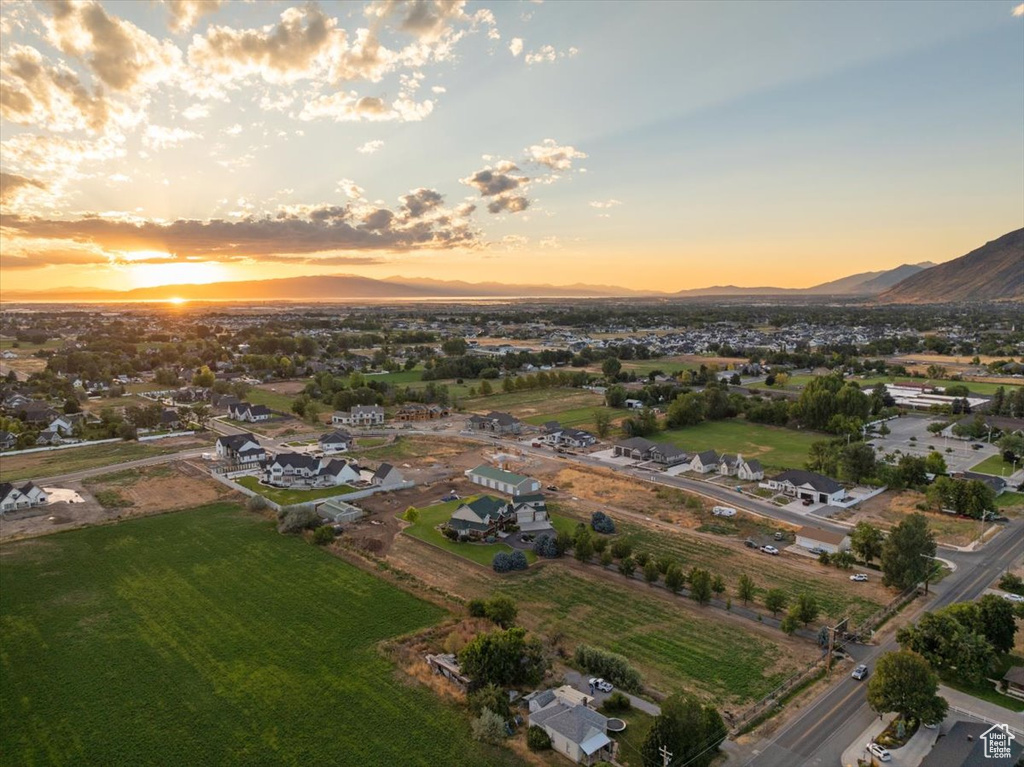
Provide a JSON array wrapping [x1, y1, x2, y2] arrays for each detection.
[[332, 404, 385, 427], [0, 481, 49, 513], [466, 464, 541, 496], [795, 526, 851, 554], [446, 496, 511, 539], [159, 409, 182, 430], [35, 429, 63, 446], [47, 415, 75, 435], [511, 496, 553, 533], [541, 422, 598, 449], [690, 450, 721, 474], [527, 687, 613, 765], [736, 457, 765, 481], [0, 430, 16, 450], [955, 471, 1009, 496], [395, 404, 450, 421], [468, 411, 523, 434], [211, 393, 241, 412], [228, 402, 272, 422], [647, 442, 688, 466], [613, 437, 656, 460], [318, 430, 353, 454], [215, 433, 266, 464], [918, 721, 1021, 767], [18, 401, 60, 424], [1002, 666, 1024, 699], [763, 470, 845, 505], [263, 453, 359, 488], [371, 462, 405, 488]]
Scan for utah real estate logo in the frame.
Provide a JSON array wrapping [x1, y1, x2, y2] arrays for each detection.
[[981, 723, 1016, 760]]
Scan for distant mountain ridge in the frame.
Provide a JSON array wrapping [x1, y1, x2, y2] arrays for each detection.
[[673, 262, 935, 297], [878, 228, 1024, 304]]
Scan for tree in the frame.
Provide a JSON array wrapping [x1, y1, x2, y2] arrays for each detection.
[[573, 527, 595, 562], [594, 410, 612, 438], [737, 574, 755, 605], [976, 594, 1019, 655], [877, 423, 890, 439], [780, 614, 800, 635], [471, 709, 506, 744], [792, 593, 820, 626], [484, 595, 518, 628], [312, 525, 335, 545], [866, 650, 948, 725], [896, 611, 995, 682], [591, 511, 616, 534], [468, 684, 512, 720], [689, 568, 712, 605], [192, 365, 215, 387], [665, 565, 685, 594], [605, 384, 627, 408], [458, 627, 547, 688], [527, 726, 551, 751], [623, 408, 659, 438], [806, 439, 842, 477], [442, 338, 468, 356], [190, 402, 211, 428], [618, 556, 636, 577], [403, 506, 419, 523], [666, 392, 705, 428], [610, 539, 632, 559], [764, 589, 787, 616], [850, 522, 884, 565], [640, 693, 726, 767], [479, 379, 493, 396], [881, 513, 936, 590], [643, 560, 660, 584], [896, 454, 928, 489], [840, 443, 876, 483], [711, 573, 726, 598], [924, 450, 947, 477], [602, 357, 622, 379]]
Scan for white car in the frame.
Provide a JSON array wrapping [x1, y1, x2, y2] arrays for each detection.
[[761, 545, 779, 556], [597, 680, 614, 693], [867, 743, 891, 762], [1002, 593, 1024, 603], [712, 506, 737, 517], [850, 574, 869, 582]]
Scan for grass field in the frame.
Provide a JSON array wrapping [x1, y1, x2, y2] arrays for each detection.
[[245, 387, 298, 413], [970, 453, 1017, 477], [462, 388, 606, 423], [400, 497, 538, 567], [493, 566, 803, 704], [361, 369, 425, 385], [235, 475, 356, 506], [523, 405, 617, 431], [995, 492, 1024, 511], [608, 708, 655, 767], [0, 439, 208, 482], [358, 435, 474, 462], [659, 419, 825, 471], [0, 503, 522, 767]]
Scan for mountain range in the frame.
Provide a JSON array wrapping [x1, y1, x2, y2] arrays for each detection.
[[1, 229, 1019, 303]]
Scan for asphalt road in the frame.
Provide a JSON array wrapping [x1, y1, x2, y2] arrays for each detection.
[[739, 517, 1024, 767]]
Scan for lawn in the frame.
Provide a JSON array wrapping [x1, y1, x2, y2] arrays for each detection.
[[607, 708, 655, 767], [362, 369, 425, 385], [462, 388, 605, 422], [235, 475, 356, 506], [995, 492, 1024, 511], [940, 654, 1024, 713], [493, 566, 805, 704], [970, 453, 1017, 477], [658, 419, 825, 471], [400, 497, 538, 567], [523, 404, 617, 431], [0, 439, 209, 482], [0, 503, 522, 767], [245, 387, 298, 413]]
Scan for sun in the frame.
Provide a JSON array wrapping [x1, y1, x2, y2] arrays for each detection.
[[167, 297, 187, 305]]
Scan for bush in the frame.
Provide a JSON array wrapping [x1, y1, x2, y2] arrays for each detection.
[[468, 598, 487, 618], [312, 525, 335, 545], [246, 494, 268, 512], [592, 536, 608, 554], [591, 511, 616, 534], [618, 556, 636, 577], [600, 550, 614, 566], [534, 534, 561, 558], [484, 595, 518, 628], [277, 507, 320, 534], [468, 684, 511, 720], [471, 709, 506, 744], [634, 551, 650, 567], [610, 539, 632, 559], [492, 552, 513, 573], [403, 506, 419, 522], [601, 691, 632, 713], [509, 550, 529, 571], [574, 644, 643, 693], [443, 526, 460, 541], [999, 572, 1024, 596], [527, 726, 552, 751]]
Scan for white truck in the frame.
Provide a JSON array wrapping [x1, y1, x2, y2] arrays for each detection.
[[712, 506, 737, 517]]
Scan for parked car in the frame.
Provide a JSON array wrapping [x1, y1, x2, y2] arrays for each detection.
[[851, 664, 869, 680], [774, 531, 785, 541], [867, 743, 891, 762], [810, 547, 826, 555], [596, 680, 613, 693], [546, 485, 558, 492], [744, 539, 758, 549], [850, 574, 869, 582], [761, 545, 779, 555], [801, 498, 814, 506], [1002, 593, 1024, 603], [712, 506, 737, 517]]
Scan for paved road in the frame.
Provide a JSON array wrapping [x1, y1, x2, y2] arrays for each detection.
[[737, 516, 1024, 767]]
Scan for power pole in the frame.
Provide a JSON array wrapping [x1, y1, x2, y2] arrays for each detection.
[[660, 745, 673, 767]]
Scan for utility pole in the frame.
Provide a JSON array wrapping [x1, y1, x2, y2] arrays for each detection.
[[660, 745, 673, 767]]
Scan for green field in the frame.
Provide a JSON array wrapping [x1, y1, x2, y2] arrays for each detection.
[[995, 492, 1024, 511], [0, 338, 61, 353], [235, 475, 356, 506], [361, 369, 425, 385], [462, 388, 605, 421], [0, 503, 521, 767], [0, 439, 208, 483], [970, 453, 1017, 477], [523, 405, 616, 431], [401, 497, 538, 567], [492, 566, 800, 704], [246, 387, 299, 413], [608, 708, 655, 767], [659, 419, 824, 471]]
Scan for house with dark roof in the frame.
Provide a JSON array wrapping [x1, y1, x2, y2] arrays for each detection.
[[1002, 665, 1024, 698], [466, 464, 541, 496], [542, 422, 598, 449], [18, 400, 60, 424], [467, 411, 522, 434], [35, 429, 63, 446], [955, 471, 1009, 496], [764, 470, 845, 505], [263, 453, 360, 488], [612, 437, 656, 460], [228, 402, 272, 423], [0, 430, 15, 450], [737, 457, 764, 481], [690, 450, 721, 474], [918, 721, 1021, 767], [527, 686, 613, 765], [318, 430, 353, 454], [215, 433, 266, 463], [0, 482, 48, 513], [446, 496, 511, 539], [647, 442, 688, 466], [371, 462, 405, 488]]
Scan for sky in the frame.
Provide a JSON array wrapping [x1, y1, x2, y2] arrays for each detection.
[[1, 0, 1022, 294]]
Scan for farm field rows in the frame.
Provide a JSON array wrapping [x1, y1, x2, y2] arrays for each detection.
[[0, 503, 521, 767], [659, 419, 825, 471], [0, 438, 209, 482]]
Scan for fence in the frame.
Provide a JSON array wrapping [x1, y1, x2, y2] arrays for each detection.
[[947, 706, 1024, 738], [729, 652, 829, 734], [855, 584, 917, 637]]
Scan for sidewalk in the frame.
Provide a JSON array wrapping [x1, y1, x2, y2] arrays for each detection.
[[840, 713, 940, 767]]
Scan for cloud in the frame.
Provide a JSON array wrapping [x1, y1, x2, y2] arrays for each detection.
[[44, 0, 182, 93], [400, 187, 443, 217], [589, 199, 622, 209], [526, 138, 587, 171], [461, 163, 528, 196], [143, 124, 200, 149], [486, 194, 530, 214], [165, 0, 222, 33], [1014, 3, 1024, 16], [181, 102, 210, 120], [336, 178, 366, 199], [509, 37, 523, 57], [524, 44, 578, 65], [299, 91, 433, 122], [357, 139, 385, 154], [0, 172, 46, 204]]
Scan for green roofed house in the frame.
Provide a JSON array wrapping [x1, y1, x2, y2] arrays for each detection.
[[446, 496, 512, 540], [465, 464, 541, 497]]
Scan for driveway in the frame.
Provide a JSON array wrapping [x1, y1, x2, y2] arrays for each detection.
[[562, 670, 661, 716]]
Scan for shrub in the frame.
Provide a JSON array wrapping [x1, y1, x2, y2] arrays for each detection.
[[634, 551, 650, 567], [618, 556, 636, 577], [592, 536, 608, 554], [600, 550, 614, 566], [999, 573, 1024, 596], [471, 709, 506, 744], [492, 552, 513, 573], [527, 726, 552, 751], [484, 595, 518, 628], [574, 644, 643, 693], [643, 560, 660, 584], [403, 506, 419, 522], [610, 539, 632, 559], [443, 526, 460, 541], [534, 534, 561, 558], [509, 550, 529, 571], [246, 494, 268, 512], [312, 525, 335, 545], [468, 684, 511, 720], [656, 555, 674, 574], [468, 598, 487, 618], [818, 551, 831, 566], [591, 511, 616, 534], [602, 691, 632, 713], [277, 507, 319, 534]]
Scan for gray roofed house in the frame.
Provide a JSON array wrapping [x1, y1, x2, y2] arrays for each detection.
[[647, 442, 688, 466], [765, 469, 846, 505], [918, 721, 1021, 767], [468, 410, 522, 434], [690, 450, 721, 474], [371, 462, 405, 488], [957, 471, 1008, 496], [528, 688, 613, 765], [215, 432, 265, 462], [0, 430, 15, 450], [737, 457, 764, 481], [613, 437, 656, 460], [318, 429, 353, 453]]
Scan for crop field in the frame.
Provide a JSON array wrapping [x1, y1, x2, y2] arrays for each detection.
[[235, 475, 356, 506], [401, 497, 538, 567], [492, 566, 808, 704], [0, 438, 209, 482], [0, 503, 521, 767], [659, 419, 825, 471], [610, 518, 886, 624], [462, 388, 605, 421]]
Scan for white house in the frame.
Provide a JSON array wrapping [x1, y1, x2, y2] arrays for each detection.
[[0, 481, 49, 513], [215, 433, 266, 463], [624, 399, 644, 409], [763, 470, 846, 506], [736, 457, 765, 481], [228, 402, 272, 422], [690, 450, 720, 474], [332, 404, 385, 427], [318, 430, 353, 454], [371, 462, 405, 488], [264, 453, 359, 488], [511, 495, 552, 533], [527, 687, 613, 765], [465, 464, 541, 497], [795, 526, 851, 554]]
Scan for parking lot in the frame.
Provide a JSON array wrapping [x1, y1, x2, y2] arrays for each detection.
[[869, 415, 999, 474]]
